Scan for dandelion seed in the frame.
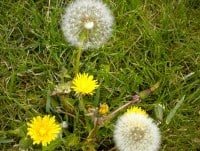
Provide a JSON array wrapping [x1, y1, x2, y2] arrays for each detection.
[[114, 109, 161, 151], [61, 0, 114, 49], [27, 115, 61, 146]]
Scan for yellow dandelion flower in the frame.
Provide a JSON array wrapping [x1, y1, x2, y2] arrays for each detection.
[[126, 106, 148, 117], [72, 73, 99, 95], [98, 103, 109, 115], [27, 115, 61, 146]]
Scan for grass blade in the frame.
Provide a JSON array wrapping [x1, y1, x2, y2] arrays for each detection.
[[166, 95, 185, 125]]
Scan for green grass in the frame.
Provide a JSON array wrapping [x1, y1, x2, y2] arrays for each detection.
[[0, 0, 200, 150]]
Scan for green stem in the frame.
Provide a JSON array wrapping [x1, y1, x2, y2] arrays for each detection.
[[83, 118, 98, 151], [97, 96, 140, 126], [74, 46, 83, 75], [138, 82, 160, 99], [42, 145, 47, 151], [86, 121, 99, 142], [97, 82, 160, 126], [79, 95, 87, 114]]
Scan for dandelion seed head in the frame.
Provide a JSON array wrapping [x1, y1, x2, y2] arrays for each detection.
[[61, 0, 114, 49], [114, 114, 161, 151]]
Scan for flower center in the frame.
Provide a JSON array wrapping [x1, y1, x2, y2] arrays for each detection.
[[130, 126, 145, 142], [84, 21, 94, 29], [39, 128, 47, 137]]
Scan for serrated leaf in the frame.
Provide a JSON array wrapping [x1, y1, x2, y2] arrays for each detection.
[[19, 137, 32, 149], [42, 138, 62, 151], [52, 82, 72, 96], [65, 133, 80, 147], [60, 96, 76, 113]]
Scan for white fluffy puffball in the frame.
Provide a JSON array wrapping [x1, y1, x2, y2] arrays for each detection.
[[114, 113, 161, 151], [61, 0, 114, 49]]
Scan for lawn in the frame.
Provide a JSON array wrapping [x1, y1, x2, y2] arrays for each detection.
[[0, 0, 200, 150]]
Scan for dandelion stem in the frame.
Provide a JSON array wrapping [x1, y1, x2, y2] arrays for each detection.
[[74, 46, 83, 75], [84, 117, 99, 151], [83, 96, 141, 150], [86, 124, 99, 143], [79, 95, 87, 114], [97, 82, 160, 126], [138, 82, 160, 99], [42, 145, 47, 151], [98, 95, 141, 126]]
